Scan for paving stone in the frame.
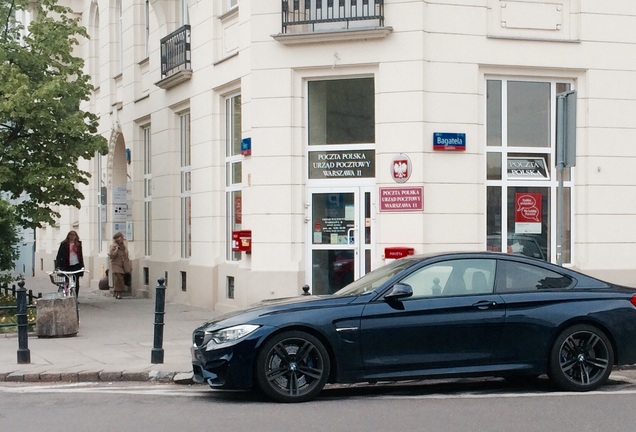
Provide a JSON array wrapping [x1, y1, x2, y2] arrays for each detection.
[[78, 371, 101, 382], [122, 371, 149, 381], [99, 371, 123, 382], [148, 370, 175, 382], [23, 373, 41, 382], [39, 372, 62, 382], [59, 372, 78, 382], [173, 372, 194, 385], [5, 373, 25, 382]]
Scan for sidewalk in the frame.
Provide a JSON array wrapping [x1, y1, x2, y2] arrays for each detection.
[[0, 275, 216, 384], [2, 276, 636, 387]]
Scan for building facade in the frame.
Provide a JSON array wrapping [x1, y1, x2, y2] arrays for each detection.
[[35, 0, 636, 311]]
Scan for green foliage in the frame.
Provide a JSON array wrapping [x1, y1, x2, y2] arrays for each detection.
[[0, 198, 19, 272], [0, 292, 37, 333], [0, 0, 108, 229]]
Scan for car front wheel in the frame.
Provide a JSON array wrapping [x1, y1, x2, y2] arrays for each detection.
[[549, 324, 614, 392], [255, 330, 330, 403]]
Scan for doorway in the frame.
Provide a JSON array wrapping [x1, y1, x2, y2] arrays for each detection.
[[308, 187, 374, 295]]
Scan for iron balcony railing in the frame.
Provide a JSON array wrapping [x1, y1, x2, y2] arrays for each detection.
[[282, 0, 384, 33], [160, 25, 191, 79]]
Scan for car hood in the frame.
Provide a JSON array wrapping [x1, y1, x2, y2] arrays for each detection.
[[195, 294, 359, 330]]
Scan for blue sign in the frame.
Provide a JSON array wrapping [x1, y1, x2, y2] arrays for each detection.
[[241, 137, 251, 155], [433, 133, 466, 151]]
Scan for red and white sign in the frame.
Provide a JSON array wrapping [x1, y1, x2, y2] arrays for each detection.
[[380, 187, 423, 212], [391, 154, 412, 183], [515, 193, 542, 234]]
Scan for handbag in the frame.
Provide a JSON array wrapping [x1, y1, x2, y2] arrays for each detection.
[[98, 270, 110, 290]]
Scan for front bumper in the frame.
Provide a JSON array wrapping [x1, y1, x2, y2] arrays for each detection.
[[190, 328, 267, 390]]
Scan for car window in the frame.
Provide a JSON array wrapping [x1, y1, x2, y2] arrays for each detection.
[[400, 259, 496, 298], [496, 260, 573, 292]]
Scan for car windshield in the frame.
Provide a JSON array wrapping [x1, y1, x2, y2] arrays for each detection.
[[334, 258, 417, 297]]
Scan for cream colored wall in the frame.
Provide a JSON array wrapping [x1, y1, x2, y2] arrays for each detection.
[[38, 0, 636, 310]]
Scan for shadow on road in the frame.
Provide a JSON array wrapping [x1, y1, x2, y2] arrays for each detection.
[[195, 374, 635, 404]]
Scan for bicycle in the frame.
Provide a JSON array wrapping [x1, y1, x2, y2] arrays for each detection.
[[48, 268, 88, 297], [48, 268, 89, 323]]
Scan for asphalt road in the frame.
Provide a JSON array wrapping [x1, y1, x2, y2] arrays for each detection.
[[2, 376, 636, 432]]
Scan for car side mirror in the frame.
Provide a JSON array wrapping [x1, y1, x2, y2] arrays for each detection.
[[384, 283, 413, 301]]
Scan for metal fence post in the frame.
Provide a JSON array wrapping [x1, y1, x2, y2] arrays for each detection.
[[16, 280, 30, 364], [151, 277, 166, 364]]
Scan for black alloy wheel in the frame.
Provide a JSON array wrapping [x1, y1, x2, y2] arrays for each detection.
[[255, 331, 330, 403], [549, 324, 614, 392]]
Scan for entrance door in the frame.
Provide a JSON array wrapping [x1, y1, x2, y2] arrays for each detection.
[[308, 188, 374, 295]]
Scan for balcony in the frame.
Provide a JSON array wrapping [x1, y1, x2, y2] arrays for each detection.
[[277, 1, 390, 45], [155, 25, 192, 90]]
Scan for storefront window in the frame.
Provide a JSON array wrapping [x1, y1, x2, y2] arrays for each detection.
[[486, 79, 574, 264], [308, 78, 375, 145]]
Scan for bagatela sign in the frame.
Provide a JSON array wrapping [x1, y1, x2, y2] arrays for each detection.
[[308, 150, 375, 179]]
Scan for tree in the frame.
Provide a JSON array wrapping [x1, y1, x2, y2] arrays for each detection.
[[0, 197, 19, 273], [0, 0, 108, 229]]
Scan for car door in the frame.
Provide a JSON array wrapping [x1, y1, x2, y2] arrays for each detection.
[[493, 258, 577, 365], [359, 258, 505, 378]]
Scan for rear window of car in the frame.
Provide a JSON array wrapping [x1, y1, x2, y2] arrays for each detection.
[[496, 260, 573, 292]]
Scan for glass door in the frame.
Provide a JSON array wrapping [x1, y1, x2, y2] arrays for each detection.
[[308, 188, 374, 295]]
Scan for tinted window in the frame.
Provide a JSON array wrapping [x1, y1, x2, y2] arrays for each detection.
[[496, 260, 573, 292], [400, 259, 496, 298]]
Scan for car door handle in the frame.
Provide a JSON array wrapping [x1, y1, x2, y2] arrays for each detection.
[[472, 300, 498, 310]]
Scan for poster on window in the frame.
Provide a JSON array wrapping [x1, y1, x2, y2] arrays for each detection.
[[515, 193, 542, 234]]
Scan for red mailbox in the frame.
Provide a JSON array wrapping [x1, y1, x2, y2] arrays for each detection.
[[232, 230, 252, 253], [384, 247, 415, 259]]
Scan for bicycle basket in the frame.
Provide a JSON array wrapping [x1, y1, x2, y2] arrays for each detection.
[[49, 272, 68, 286]]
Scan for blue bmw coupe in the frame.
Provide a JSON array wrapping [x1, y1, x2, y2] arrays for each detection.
[[192, 252, 636, 402]]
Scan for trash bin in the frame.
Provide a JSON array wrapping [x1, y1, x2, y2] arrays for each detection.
[[36, 292, 78, 338]]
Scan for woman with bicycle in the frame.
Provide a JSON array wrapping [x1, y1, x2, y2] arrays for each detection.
[[109, 232, 132, 299], [55, 230, 85, 298]]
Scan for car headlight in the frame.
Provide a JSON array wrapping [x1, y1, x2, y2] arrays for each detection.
[[204, 324, 260, 349]]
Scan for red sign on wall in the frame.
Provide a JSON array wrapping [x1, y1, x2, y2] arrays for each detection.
[[515, 193, 542, 234], [380, 187, 424, 212]]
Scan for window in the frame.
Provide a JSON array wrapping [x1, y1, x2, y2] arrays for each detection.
[[486, 79, 573, 264], [96, 152, 105, 252], [225, 95, 242, 261], [180, 112, 191, 259], [308, 78, 375, 145], [144, 0, 150, 57], [496, 260, 573, 292], [400, 259, 496, 298], [143, 125, 152, 256], [116, 0, 123, 73], [180, 0, 189, 26]]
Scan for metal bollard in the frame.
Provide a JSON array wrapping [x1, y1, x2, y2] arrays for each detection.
[[151, 277, 166, 364], [301, 285, 311, 295], [16, 280, 30, 364]]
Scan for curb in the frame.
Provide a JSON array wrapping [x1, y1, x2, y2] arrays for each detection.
[[0, 370, 197, 385]]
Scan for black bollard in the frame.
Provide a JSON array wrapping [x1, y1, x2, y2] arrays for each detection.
[[301, 285, 311, 296], [16, 280, 30, 364], [151, 277, 166, 364]]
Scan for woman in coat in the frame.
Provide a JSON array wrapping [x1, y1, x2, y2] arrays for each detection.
[[55, 230, 85, 298], [108, 232, 132, 299]]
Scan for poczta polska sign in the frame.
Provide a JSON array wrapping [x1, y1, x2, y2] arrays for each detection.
[[308, 150, 375, 179]]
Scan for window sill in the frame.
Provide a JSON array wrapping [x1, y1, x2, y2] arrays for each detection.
[[273, 26, 393, 45], [155, 69, 193, 90]]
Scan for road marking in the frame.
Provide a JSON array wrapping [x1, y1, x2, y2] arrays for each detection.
[[2, 382, 636, 400]]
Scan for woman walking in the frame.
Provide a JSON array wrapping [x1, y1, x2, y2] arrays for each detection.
[[108, 232, 132, 299], [55, 230, 85, 298]]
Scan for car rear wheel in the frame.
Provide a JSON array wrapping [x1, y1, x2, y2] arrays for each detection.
[[549, 324, 614, 392], [255, 331, 330, 403]]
